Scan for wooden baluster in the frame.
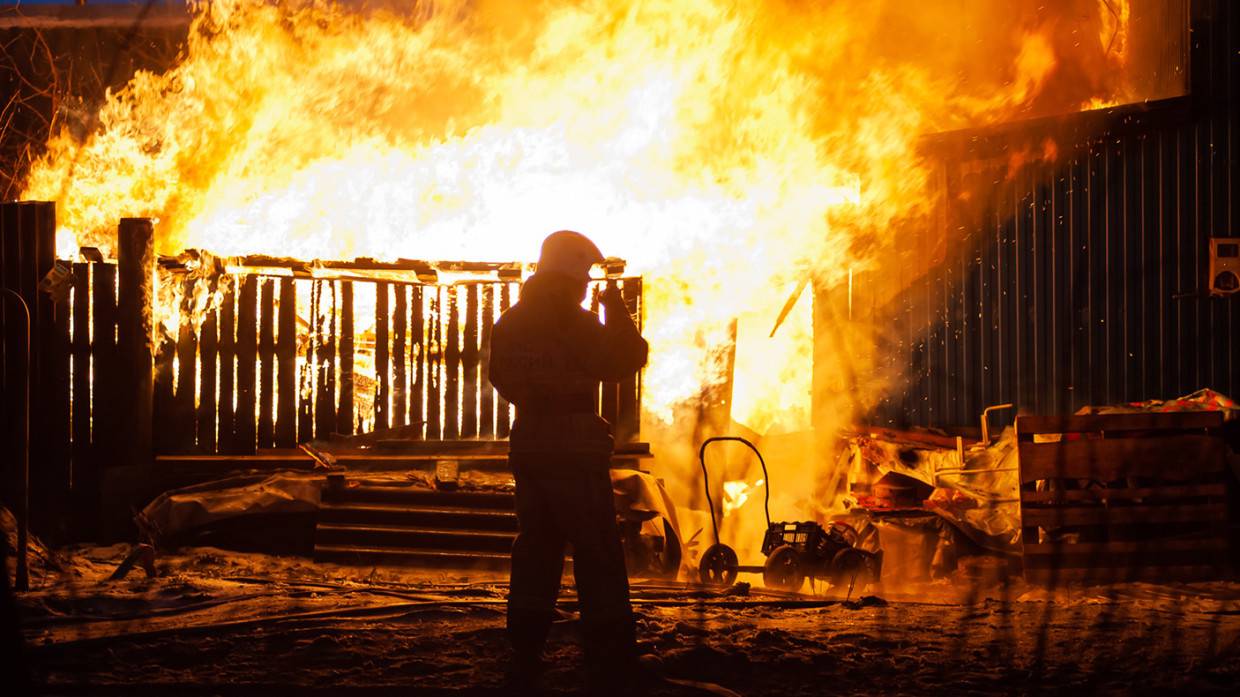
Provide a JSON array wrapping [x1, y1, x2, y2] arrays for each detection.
[[235, 275, 258, 454], [496, 283, 512, 438], [374, 282, 390, 432], [337, 281, 355, 436], [198, 305, 218, 452], [444, 285, 460, 440], [426, 287, 442, 440], [409, 285, 424, 439], [479, 284, 495, 438], [276, 278, 297, 447], [462, 284, 479, 438], [393, 285, 407, 427], [218, 281, 236, 452], [258, 279, 276, 448], [173, 277, 198, 452], [315, 281, 337, 440]]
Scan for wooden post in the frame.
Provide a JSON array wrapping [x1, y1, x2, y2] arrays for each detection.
[[393, 286, 408, 427], [173, 278, 198, 452], [444, 285, 460, 440], [235, 275, 258, 453], [0, 202, 29, 572], [152, 334, 175, 453], [276, 278, 296, 447], [617, 277, 642, 443], [197, 306, 218, 452], [314, 281, 336, 440], [91, 263, 118, 466], [336, 281, 355, 436], [462, 284, 479, 438], [258, 279, 275, 448], [22, 204, 69, 539], [479, 284, 495, 438], [70, 263, 92, 525], [375, 282, 390, 432], [496, 283, 512, 438], [426, 286, 442, 440], [218, 282, 236, 452], [116, 218, 154, 467], [409, 285, 424, 439]]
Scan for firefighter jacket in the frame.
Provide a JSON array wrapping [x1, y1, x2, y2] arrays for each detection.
[[489, 273, 648, 458]]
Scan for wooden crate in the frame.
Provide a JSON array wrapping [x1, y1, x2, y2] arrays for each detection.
[[1016, 411, 1231, 584]]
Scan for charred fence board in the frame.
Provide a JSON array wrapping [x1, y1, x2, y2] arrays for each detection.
[[116, 219, 154, 467], [91, 263, 119, 466], [172, 278, 198, 452], [444, 285, 460, 440], [70, 263, 90, 484], [337, 281, 355, 436], [276, 277, 297, 447], [426, 286, 442, 440], [375, 282, 390, 432], [218, 283, 236, 452], [462, 284, 479, 438], [235, 276, 258, 454], [496, 283, 512, 438], [258, 279, 276, 449], [479, 284, 495, 438], [314, 281, 337, 441], [198, 307, 218, 452], [409, 285, 424, 439], [152, 334, 176, 454], [393, 286, 407, 428]]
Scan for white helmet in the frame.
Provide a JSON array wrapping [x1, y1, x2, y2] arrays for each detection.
[[536, 230, 604, 282]]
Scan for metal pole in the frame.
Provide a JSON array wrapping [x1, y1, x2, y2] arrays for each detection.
[[1, 288, 30, 592]]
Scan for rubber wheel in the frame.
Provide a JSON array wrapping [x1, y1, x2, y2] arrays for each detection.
[[830, 548, 869, 590], [697, 543, 739, 586], [762, 544, 804, 591]]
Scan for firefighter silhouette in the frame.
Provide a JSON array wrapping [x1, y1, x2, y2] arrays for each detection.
[[489, 230, 648, 688]]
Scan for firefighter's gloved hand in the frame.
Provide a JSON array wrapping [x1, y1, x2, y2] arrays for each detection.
[[601, 282, 626, 313]]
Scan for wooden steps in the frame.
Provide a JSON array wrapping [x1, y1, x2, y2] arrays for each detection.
[[314, 479, 518, 569]]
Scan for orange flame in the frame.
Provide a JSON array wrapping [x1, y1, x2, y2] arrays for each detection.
[[22, 0, 1148, 435]]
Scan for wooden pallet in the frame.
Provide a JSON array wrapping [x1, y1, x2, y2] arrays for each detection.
[[1016, 411, 1231, 584]]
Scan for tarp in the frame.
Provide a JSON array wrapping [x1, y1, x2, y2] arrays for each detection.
[[137, 468, 682, 560]]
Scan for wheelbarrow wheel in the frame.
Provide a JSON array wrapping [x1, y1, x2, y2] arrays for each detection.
[[762, 544, 803, 592], [830, 548, 870, 591], [697, 543, 738, 586]]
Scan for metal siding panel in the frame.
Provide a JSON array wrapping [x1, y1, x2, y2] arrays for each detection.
[[1140, 131, 1163, 401], [1088, 141, 1108, 406], [1052, 165, 1070, 414], [1071, 148, 1091, 413]]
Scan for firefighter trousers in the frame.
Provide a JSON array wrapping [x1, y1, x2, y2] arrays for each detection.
[[506, 454, 636, 673]]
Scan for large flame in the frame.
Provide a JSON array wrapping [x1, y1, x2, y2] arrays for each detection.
[[24, 0, 1149, 435]]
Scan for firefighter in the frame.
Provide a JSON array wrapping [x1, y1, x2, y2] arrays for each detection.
[[489, 230, 649, 689]]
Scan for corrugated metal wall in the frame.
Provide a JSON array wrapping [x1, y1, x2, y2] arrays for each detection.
[[867, 2, 1238, 430]]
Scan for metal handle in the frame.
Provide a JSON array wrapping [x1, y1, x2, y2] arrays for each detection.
[[698, 436, 771, 546]]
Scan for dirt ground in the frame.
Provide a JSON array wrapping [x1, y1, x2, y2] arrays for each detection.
[[12, 544, 1240, 696]]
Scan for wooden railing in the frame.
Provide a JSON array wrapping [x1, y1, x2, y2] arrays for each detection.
[[0, 201, 643, 539]]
